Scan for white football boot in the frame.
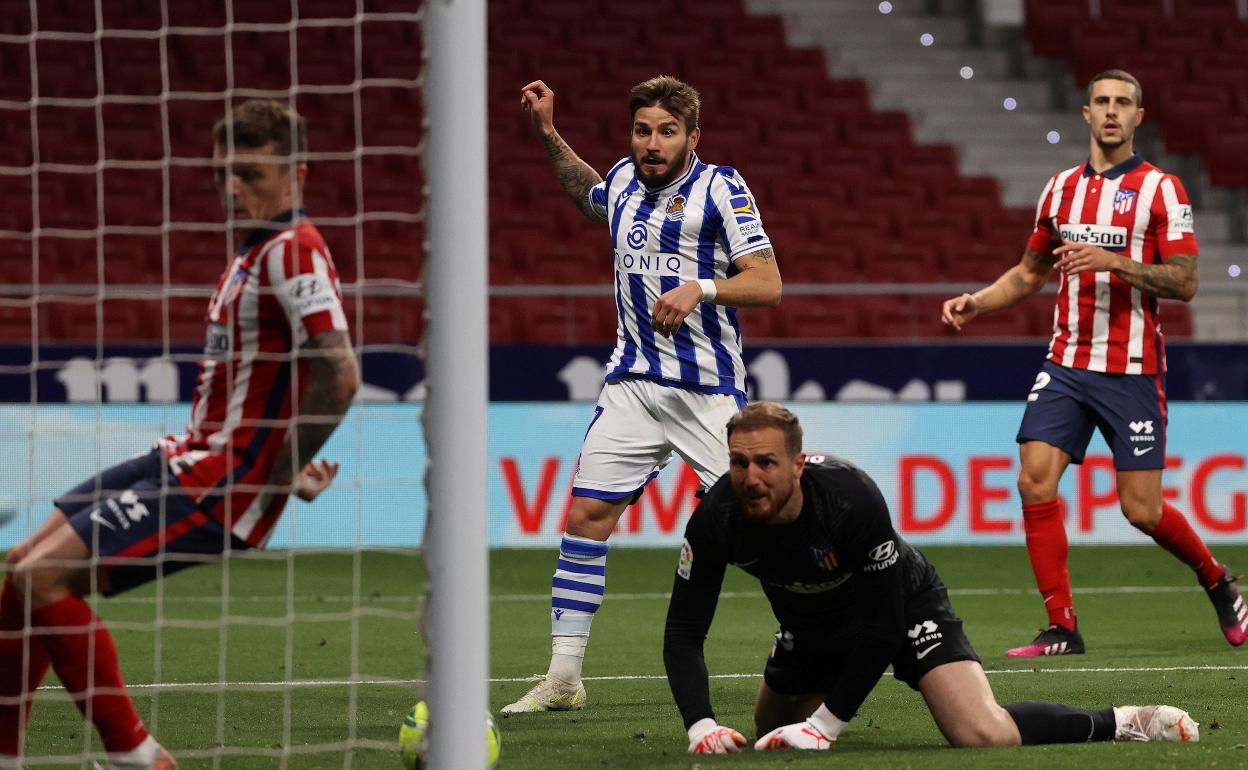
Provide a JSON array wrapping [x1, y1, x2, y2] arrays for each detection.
[[501, 674, 587, 714], [1114, 705, 1199, 742]]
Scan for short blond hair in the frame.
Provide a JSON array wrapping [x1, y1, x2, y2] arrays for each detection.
[[726, 402, 802, 457]]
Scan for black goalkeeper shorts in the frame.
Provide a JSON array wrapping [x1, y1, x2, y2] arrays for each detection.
[[763, 576, 980, 694]]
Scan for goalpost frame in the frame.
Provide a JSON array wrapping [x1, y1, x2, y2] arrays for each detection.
[[422, 0, 489, 766]]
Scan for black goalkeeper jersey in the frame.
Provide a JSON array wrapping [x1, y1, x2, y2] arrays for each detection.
[[663, 454, 939, 728]]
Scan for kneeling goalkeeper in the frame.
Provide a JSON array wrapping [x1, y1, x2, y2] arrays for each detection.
[[663, 401, 1199, 754]]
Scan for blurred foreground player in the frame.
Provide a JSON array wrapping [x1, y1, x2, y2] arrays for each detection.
[[941, 69, 1245, 656], [0, 100, 359, 769], [503, 76, 782, 713], [664, 402, 1199, 754]]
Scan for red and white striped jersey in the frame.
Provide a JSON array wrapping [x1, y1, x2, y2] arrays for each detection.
[[159, 212, 349, 547], [1027, 153, 1197, 375]]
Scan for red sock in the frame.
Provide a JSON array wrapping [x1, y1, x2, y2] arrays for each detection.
[[1151, 503, 1223, 587], [30, 596, 148, 754], [1023, 499, 1075, 631], [0, 577, 52, 757]]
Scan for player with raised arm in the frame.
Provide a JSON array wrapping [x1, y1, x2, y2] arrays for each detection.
[[940, 69, 1245, 657], [665, 402, 1199, 755], [503, 76, 782, 714], [0, 100, 359, 770]]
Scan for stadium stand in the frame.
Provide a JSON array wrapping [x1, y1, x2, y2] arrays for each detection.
[[3, 0, 1230, 346]]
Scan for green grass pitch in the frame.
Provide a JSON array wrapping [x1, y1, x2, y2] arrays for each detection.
[[13, 545, 1248, 768]]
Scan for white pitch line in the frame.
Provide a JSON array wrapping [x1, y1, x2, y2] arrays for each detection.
[[37, 664, 1248, 695], [102, 584, 1204, 606]]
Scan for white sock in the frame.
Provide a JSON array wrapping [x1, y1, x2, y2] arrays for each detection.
[[548, 635, 587, 682], [107, 735, 159, 768]]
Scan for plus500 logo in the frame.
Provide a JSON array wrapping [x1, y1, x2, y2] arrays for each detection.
[[1058, 223, 1128, 250]]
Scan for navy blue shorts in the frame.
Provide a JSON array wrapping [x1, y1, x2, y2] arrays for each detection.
[[57, 448, 248, 596], [1016, 359, 1166, 470], [763, 577, 980, 694]]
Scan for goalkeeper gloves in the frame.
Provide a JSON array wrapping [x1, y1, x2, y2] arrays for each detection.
[[687, 718, 747, 754], [754, 703, 846, 751]]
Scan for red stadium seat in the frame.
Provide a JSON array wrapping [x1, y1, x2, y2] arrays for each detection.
[[0, 109, 33, 169], [1173, 0, 1242, 20], [359, 87, 423, 149], [810, 145, 884, 182], [1159, 301, 1194, 338], [228, 31, 292, 92], [100, 0, 163, 30], [565, 19, 643, 51], [39, 172, 98, 231], [360, 294, 425, 344], [940, 241, 1016, 283], [296, 26, 357, 87], [887, 143, 959, 181], [842, 111, 913, 151], [778, 296, 862, 339], [933, 176, 1004, 212], [858, 242, 940, 282], [37, 237, 97, 285], [851, 180, 929, 213], [861, 294, 931, 338], [103, 168, 164, 228], [955, 307, 1038, 338], [1158, 83, 1233, 155], [762, 117, 834, 151], [168, 165, 222, 224], [800, 78, 871, 117], [781, 238, 864, 284], [1026, 0, 1094, 57], [1187, 51, 1248, 90], [0, 239, 33, 286], [166, 99, 229, 160], [895, 210, 975, 244], [737, 306, 782, 340], [718, 16, 787, 56], [0, 303, 33, 343], [167, 34, 228, 94], [0, 43, 31, 102], [1100, 0, 1167, 21], [976, 208, 1039, 249], [101, 36, 162, 96], [1206, 122, 1248, 187], [1068, 21, 1144, 86], [1217, 21, 1248, 52], [1139, 21, 1218, 54], [103, 234, 164, 284], [102, 102, 164, 161], [35, 106, 98, 166], [757, 48, 827, 84], [166, 230, 230, 286], [0, 175, 32, 233]]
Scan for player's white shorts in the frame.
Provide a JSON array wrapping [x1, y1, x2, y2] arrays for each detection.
[[572, 378, 744, 501]]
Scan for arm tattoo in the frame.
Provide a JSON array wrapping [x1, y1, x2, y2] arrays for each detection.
[[266, 329, 359, 488], [748, 247, 775, 264], [540, 130, 605, 222], [1112, 254, 1198, 300]]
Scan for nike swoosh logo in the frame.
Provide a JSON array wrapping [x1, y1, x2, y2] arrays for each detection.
[[916, 642, 942, 660], [1133, 446, 1155, 456]]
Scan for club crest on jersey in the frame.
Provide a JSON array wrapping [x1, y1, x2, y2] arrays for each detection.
[[665, 194, 686, 222], [810, 545, 839, 572], [218, 263, 250, 307], [1113, 188, 1137, 215]]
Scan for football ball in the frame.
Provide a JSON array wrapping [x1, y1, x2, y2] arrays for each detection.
[[398, 701, 501, 769]]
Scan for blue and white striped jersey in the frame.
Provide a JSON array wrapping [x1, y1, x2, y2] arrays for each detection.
[[587, 153, 771, 399]]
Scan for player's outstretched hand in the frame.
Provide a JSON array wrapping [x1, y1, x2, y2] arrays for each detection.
[[520, 80, 556, 136], [941, 292, 979, 331], [754, 719, 836, 751], [687, 718, 747, 754], [652, 282, 703, 338], [294, 459, 340, 502]]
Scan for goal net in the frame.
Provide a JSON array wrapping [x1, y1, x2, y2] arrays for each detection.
[[0, 1, 428, 766]]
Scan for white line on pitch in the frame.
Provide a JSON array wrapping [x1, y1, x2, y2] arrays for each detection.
[[38, 664, 1248, 694], [103, 584, 1204, 606]]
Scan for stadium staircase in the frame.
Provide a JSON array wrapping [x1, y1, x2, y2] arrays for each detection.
[[754, 0, 1241, 339]]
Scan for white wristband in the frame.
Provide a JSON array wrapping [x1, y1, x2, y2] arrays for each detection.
[[695, 278, 718, 303], [808, 703, 848, 740]]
